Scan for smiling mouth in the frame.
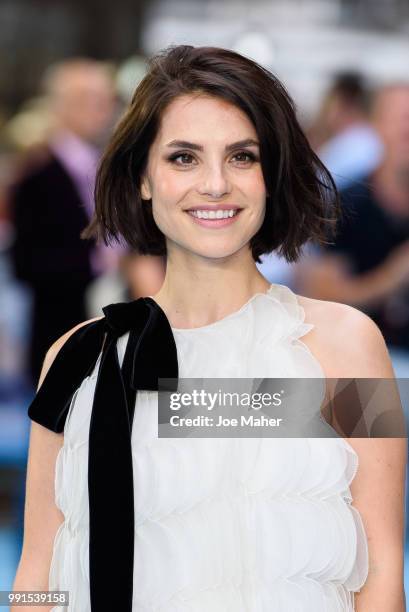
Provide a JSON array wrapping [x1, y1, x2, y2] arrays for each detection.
[[186, 209, 242, 219]]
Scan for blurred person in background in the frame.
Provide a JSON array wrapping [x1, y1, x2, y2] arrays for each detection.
[[258, 72, 385, 290], [297, 83, 409, 368], [309, 71, 384, 189], [121, 252, 166, 300], [8, 58, 117, 387], [85, 252, 166, 317]]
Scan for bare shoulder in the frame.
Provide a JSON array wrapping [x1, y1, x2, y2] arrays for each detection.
[[37, 316, 104, 391], [295, 294, 395, 378]]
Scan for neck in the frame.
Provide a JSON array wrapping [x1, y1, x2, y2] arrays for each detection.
[[149, 245, 271, 329]]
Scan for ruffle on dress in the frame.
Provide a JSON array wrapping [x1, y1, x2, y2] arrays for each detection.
[[49, 283, 369, 611]]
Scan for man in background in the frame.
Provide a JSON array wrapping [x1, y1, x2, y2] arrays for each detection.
[[310, 72, 384, 189], [9, 58, 117, 386], [259, 72, 385, 289], [298, 84, 409, 357]]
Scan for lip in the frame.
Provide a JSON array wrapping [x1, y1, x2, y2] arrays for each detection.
[[185, 204, 242, 211], [185, 208, 243, 228]]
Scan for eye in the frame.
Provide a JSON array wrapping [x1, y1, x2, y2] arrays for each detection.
[[167, 152, 197, 166], [231, 150, 258, 165]]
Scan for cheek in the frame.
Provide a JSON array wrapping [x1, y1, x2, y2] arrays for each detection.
[[150, 164, 191, 200], [150, 187, 181, 229], [242, 172, 267, 210]]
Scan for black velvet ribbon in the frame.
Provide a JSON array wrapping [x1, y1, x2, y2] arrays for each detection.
[[27, 297, 179, 611]]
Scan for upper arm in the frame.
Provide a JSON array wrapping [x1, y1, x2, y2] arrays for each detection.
[[350, 436, 406, 609], [347, 310, 406, 603], [320, 304, 407, 606], [36, 316, 104, 391], [15, 316, 103, 589], [312, 300, 395, 380]]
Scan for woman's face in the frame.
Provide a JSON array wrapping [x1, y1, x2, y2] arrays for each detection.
[[140, 93, 267, 260]]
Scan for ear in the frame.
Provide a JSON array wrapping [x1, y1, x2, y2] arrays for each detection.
[[140, 173, 152, 201]]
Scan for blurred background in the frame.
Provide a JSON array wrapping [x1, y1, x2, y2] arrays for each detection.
[[1, 0, 409, 605]]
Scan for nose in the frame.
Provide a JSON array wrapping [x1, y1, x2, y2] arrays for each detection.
[[197, 162, 231, 199]]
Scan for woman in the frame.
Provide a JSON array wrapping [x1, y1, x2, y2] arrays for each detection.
[[14, 45, 406, 611]]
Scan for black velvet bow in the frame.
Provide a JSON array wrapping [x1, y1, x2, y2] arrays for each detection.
[[27, 297, 178, 611]]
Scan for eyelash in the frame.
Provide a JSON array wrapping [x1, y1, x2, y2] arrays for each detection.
[[167, 150, 258, 167]]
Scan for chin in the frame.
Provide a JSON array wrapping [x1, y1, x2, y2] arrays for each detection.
[[186, 244, 247, 260]]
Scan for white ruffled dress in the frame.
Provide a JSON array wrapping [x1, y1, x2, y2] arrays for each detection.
[[49, 283, 369, 611]]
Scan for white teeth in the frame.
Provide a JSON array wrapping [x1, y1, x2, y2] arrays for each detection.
[[188, 209, 239, 219]]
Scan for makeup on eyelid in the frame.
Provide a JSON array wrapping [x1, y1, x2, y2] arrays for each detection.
[[167, 150, 259, 167]]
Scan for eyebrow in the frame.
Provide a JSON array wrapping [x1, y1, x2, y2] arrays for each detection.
[[165, 138, 260, 153]]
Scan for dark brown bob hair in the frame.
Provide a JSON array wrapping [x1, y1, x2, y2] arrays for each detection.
[[82, 44, 339, 263]]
